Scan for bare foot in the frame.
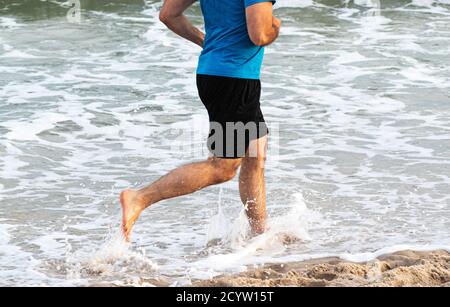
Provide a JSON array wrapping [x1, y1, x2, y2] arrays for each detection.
[[120, 189, 146, 241]]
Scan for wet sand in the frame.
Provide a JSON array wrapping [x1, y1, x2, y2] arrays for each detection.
[[193, 250, 450, 287]]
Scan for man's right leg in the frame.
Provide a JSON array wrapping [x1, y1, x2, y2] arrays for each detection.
[[239, 136, 268, 235], [120, 157, 241, 240]]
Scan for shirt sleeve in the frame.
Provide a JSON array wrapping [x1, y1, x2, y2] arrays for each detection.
[[244, 0, 276, 8]]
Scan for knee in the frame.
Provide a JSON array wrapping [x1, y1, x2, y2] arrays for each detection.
[[211, 158, 241, 183]]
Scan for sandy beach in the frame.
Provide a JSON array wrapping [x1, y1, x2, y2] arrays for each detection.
[[194, 250, 450, 287]]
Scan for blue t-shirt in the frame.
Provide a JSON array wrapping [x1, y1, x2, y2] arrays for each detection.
[[197, 0, 275, 80]]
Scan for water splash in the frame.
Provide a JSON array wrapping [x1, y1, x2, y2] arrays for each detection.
[[195, 193, 319, 276], [64, 231, 158, 286]]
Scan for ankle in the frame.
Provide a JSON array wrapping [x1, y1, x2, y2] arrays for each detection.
[[135, 190, 152, 209]]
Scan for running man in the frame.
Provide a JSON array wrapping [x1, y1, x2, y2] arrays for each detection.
[[120, 0, 281, 241]]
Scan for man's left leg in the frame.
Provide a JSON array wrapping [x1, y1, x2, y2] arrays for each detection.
[[120, 157, 242, 240]]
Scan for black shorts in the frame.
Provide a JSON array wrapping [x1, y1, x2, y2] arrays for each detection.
[[197, 74, 269, 159]]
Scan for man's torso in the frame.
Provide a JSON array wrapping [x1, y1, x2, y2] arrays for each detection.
[[197, 0, 270, 80]]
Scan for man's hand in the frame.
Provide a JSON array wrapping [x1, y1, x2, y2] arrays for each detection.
[[246, 2, 280, 46], [272, 16, 281, 31], [160, 0, 205, 48]]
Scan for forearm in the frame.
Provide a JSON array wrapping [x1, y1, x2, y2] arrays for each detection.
[[160, 15, 205, 48]]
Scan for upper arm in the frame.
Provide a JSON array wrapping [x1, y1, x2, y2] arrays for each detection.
[[245, 1, 274, 45], [160, 0, 196, 21]]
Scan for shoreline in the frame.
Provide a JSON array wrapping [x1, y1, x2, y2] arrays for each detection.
[[193, 250, 450, 287]]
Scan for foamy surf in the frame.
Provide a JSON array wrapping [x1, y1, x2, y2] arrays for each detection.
[[62, 231, 159, 286], [186, 193, 320, 280], [0, 17, 21, 29], [57, 193, 319, 285]]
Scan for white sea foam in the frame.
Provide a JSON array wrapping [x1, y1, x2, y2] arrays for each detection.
[[60, 231, 159, 286], [276, 0, 315, 8], [338, 244, 450, 263], [0, 223, 50, 286], [0, 17, 20, 29], [4, 113, 70, 141], [353, 0, 382, 7], [411, 0, 448, 6], [189, 193, 320, 277], [0, 50, 39, 59]]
